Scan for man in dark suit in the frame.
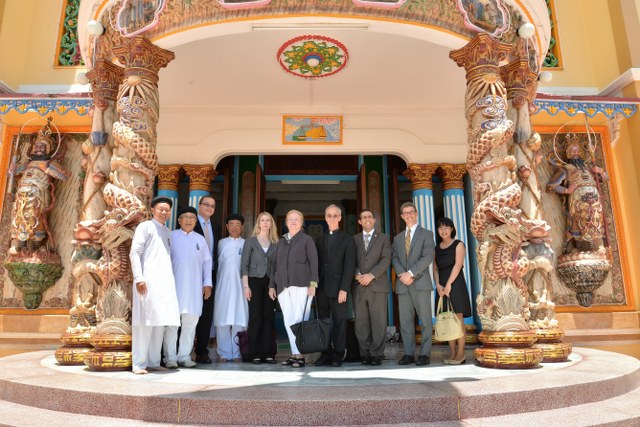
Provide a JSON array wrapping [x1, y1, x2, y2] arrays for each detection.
[[391, 201, 435, 366], [193, 194, 218, 364], [315, 204, 356, 367], [353, 209, 391, 366]]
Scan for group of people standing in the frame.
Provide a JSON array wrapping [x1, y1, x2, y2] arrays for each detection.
[[128, 194, 471, 375]]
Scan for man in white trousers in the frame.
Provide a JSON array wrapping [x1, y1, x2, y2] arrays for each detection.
[[164, 206, 213, 368], [129, 196, 181, 375]]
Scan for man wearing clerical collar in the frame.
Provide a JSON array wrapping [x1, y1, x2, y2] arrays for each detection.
[[314, 204, 356, 368]]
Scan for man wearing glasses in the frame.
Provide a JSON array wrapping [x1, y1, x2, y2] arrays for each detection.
[[315, 204, 356, 367], [391, 201, 435, 366], [193, 195, 218, 364]]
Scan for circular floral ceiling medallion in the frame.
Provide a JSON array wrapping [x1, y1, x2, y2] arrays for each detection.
[[277, 35, 349, 79]]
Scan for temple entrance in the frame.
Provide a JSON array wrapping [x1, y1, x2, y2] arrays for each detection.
[[172, 153, 453, 331], [174, 154, 422, 239]]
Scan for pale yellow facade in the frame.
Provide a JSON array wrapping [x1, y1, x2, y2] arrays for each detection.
[[0, 0, 638, 351]]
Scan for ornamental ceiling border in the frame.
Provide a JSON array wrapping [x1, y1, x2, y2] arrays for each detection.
[[1, 95, 637, 121], [0, 98, 92, 116], [123, 0, 522, 46]]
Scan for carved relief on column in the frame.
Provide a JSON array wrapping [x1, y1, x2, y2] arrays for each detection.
[[451, 33, 546, 368], [184, 165, 215, 192], [80, 36, 175, 371], [87, 60, 124, 112], [440, 163, 466, 190], [58, 60, 125, 365], [82, 60, 124, 221], [158, 164, 181, 192], [403, 163, 439, 190], [501, 51, 569, 362]]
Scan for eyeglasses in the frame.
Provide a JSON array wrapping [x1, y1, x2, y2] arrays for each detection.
[[179, 216, 197, 221], [200, 202, 215, 208], [155, 208, 171, 213], [401, 210, 417, 215], [326, 214, 341, 218]]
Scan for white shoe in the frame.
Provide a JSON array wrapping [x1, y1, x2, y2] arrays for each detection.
[[165, 360, 178, 369], [179, 359, 197, 368]]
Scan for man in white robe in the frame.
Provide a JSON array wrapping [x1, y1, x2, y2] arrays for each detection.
[[129, 196, 181, 374], [214, 213, 248, 362], [164, 206, 213, 368]]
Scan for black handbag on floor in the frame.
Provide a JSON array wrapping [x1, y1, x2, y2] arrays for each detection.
[[290, 296, 331, 354]]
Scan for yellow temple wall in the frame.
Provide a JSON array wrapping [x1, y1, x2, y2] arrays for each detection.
[[0, 0, 79, 91], [0, 0, 638, 317]]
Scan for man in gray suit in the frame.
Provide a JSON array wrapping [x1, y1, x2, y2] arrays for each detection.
[[391, 201, 435, 366], [353, 209, 391, 367]]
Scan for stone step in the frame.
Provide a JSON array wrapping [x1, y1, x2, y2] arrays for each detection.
[[462, 382, 640, 426], [0, 347, 639, 425], [1, 387, 639, 427], [564, 328, 640, 343], [0, 332, 61, 357], [0, 399, 179, 427]]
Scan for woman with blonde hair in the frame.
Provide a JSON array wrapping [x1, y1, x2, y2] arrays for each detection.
[[269, 210, 317, 368], [241, 212, 279, 364]]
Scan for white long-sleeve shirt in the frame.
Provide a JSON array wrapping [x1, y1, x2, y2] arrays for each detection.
[[129, 219, 180, 326], [170, 229, 213, 316]]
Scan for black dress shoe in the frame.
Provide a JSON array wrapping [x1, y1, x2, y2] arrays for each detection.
[[195, 355, 212, 364], [370, 357, 382, 366], [398, 355, 415, 365], [416, 355, 431, 366], [314, 354, 331, 366], [331, 360, 342, 367], [361, 356, 372, 365]]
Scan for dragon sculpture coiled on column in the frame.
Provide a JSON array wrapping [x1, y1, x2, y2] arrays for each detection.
[[76, 36, 174, 371], [451, 33, 546, 368]]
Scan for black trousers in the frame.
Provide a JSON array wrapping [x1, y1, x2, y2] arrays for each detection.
[[316, 292, 347, 361], [247, 276, 275, 359], [195, 271, 215, 358]]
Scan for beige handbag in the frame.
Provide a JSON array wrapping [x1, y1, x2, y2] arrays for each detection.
[[434, 297, 463, 342]]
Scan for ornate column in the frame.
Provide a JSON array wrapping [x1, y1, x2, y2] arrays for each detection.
[[83, 36, 175, 371], [157, 164, 181, 230], [450, 33, 545, 368], [501, 51, 570, 362], [57, 60, 124, 365], [403, 163, 439, 233], [184, 165, 216, 208], [440, 164, 475, 316]]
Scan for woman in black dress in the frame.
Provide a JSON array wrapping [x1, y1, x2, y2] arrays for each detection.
[[434, 217, 472, 365]]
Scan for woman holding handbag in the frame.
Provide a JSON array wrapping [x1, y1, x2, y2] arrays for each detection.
[[434, 217, 472, 365], [268, 210, 318, 368], [241, 212, 278, 364]]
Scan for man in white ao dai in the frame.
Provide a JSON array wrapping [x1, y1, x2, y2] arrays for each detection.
[[214, 213, 248, 362], [165, 206, 213, 368]]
